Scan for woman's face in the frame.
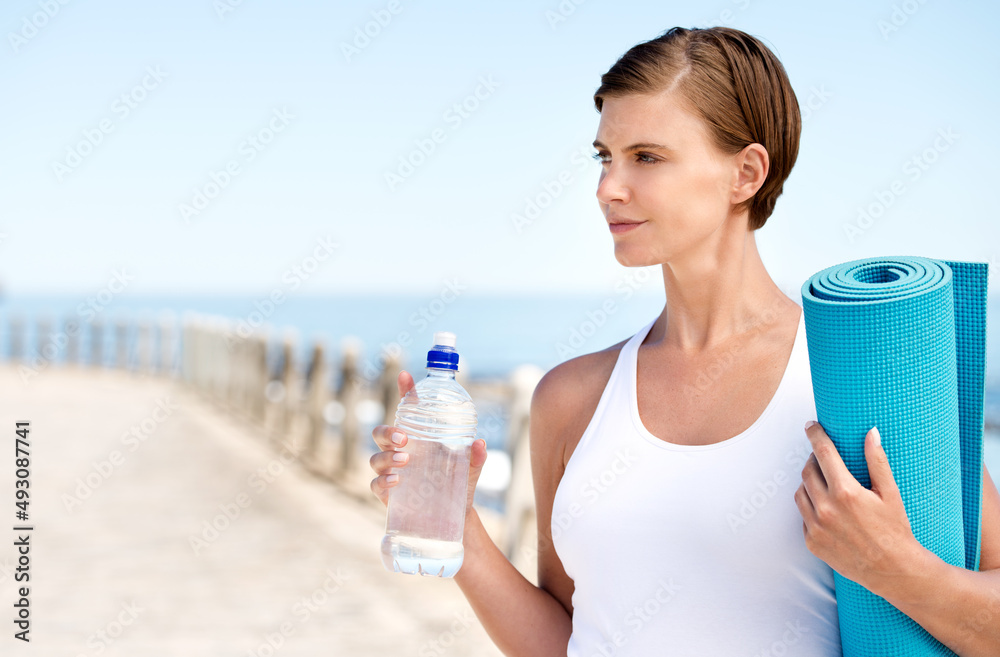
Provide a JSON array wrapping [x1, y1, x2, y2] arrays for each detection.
[[593, 90, 741, 268]]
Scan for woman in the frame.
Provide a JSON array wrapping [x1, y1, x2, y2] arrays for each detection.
[[369, 26, 1000, 656]]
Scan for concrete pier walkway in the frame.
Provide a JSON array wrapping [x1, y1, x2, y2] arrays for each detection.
[[0, 366, 504, 656]]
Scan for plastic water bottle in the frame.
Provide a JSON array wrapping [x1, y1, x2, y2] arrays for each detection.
[[380, 331, 478, 577]]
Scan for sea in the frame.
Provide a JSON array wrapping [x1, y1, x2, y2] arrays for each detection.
[[1, 292, 998, 478]]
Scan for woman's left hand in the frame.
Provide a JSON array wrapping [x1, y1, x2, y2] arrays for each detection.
[[795, 421, 926, 595]]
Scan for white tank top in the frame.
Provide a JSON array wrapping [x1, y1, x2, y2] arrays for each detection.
[[551, 308, 841, 656]]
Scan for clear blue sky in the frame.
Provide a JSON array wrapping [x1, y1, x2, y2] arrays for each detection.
[[1, 0, 998, 298]]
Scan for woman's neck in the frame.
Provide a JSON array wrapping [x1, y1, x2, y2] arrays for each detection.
[[650, 229, 796, 354]]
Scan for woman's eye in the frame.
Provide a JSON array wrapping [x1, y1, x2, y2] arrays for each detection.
[[591, 151, 657, 165]]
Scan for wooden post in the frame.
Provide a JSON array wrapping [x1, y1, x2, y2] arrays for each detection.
[[205, 317, 217, 400], [252, 333, 268, 426], [90, 320, 103, 368], [136, 319, 152, 374], [66, 317, 80, 366], [216, 319, 227, 402], [9, 315, 24, 362], [378, 350, 402, 429], [272, 332, 296, 449], [304, 340, 328, 464], [179, 317, 188, 383], [230, 331, 246, 416], [211, 317, 229, 406], [194, 316, 207, 393], [196, 316, 208, 392], [181, 313, 200, 388], [115, 319, 128, 370], [502, 364, 545, 582], [226, 323, 243, 412], [36, 317, 51, 366], [178, 315, 192, 384], [284, 332, 298, 448], [242, 332, 255, 416], [159, 313, 176, 377], [337, 339, 363, 475]]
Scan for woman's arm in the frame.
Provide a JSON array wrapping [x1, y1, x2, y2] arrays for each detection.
[[454, 508, 571, 657], [453, 366, 577, 656], [370, 370, 573, 657], [873, 463, 1000, 655], [797, 423, 1000, 656]]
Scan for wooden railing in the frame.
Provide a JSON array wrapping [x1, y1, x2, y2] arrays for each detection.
[[3, 311, 544, 581]]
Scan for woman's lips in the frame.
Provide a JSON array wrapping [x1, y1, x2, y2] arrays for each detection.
[[609, 221, 645, 234]]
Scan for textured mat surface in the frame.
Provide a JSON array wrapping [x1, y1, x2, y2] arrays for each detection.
[[800, 256, 987, 656]]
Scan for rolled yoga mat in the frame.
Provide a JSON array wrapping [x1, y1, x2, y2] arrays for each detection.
[[800, 255, 987, 656]]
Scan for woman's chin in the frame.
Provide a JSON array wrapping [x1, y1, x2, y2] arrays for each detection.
[[613, 246, 660, 268]]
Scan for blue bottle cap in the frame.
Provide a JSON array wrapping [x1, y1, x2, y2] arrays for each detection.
[[427, 331, 459, 370]]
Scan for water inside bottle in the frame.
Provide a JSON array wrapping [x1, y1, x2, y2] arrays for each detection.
[[380, 535, 465, 578], [381, 435, 472, 577]]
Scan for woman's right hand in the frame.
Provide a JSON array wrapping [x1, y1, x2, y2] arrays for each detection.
[[369, 370, 488, 511]]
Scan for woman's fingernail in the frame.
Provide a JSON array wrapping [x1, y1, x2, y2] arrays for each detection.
[[391, 431, 405, 446], [804, 420, 817, 431], [386, 474, 399, 484], [871, 426, 881, 448], [392, 452, 408, 463]]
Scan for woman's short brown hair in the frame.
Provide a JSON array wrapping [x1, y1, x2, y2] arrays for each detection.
[[594, 26, 801, 231]]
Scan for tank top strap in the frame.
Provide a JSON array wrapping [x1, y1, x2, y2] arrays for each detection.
[[568, 316, 660, 464], [626, 316, 659, 354]]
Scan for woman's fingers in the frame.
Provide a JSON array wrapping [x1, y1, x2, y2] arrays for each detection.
[[470, 437, 489, 469], [369, 473, 400, 506], [369, 448, 409, 474], [372, 424, 408, 452], [397, 370, 415, 400], [465, 438, 488, 507], [371, 434, 485, 510], [369, 425, 410, 506]]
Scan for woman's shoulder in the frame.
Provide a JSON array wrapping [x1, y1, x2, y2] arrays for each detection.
[[534, 336, 630, 419], [531, 334, 632, 467]]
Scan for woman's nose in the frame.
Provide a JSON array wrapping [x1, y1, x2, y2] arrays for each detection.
[[596, 163, 630, 206]]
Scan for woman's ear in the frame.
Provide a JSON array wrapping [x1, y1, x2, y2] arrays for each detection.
[[731, 143, 769, 204]]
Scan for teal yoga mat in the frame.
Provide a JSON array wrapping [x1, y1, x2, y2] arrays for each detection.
[[800, 255, 987, 656]]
